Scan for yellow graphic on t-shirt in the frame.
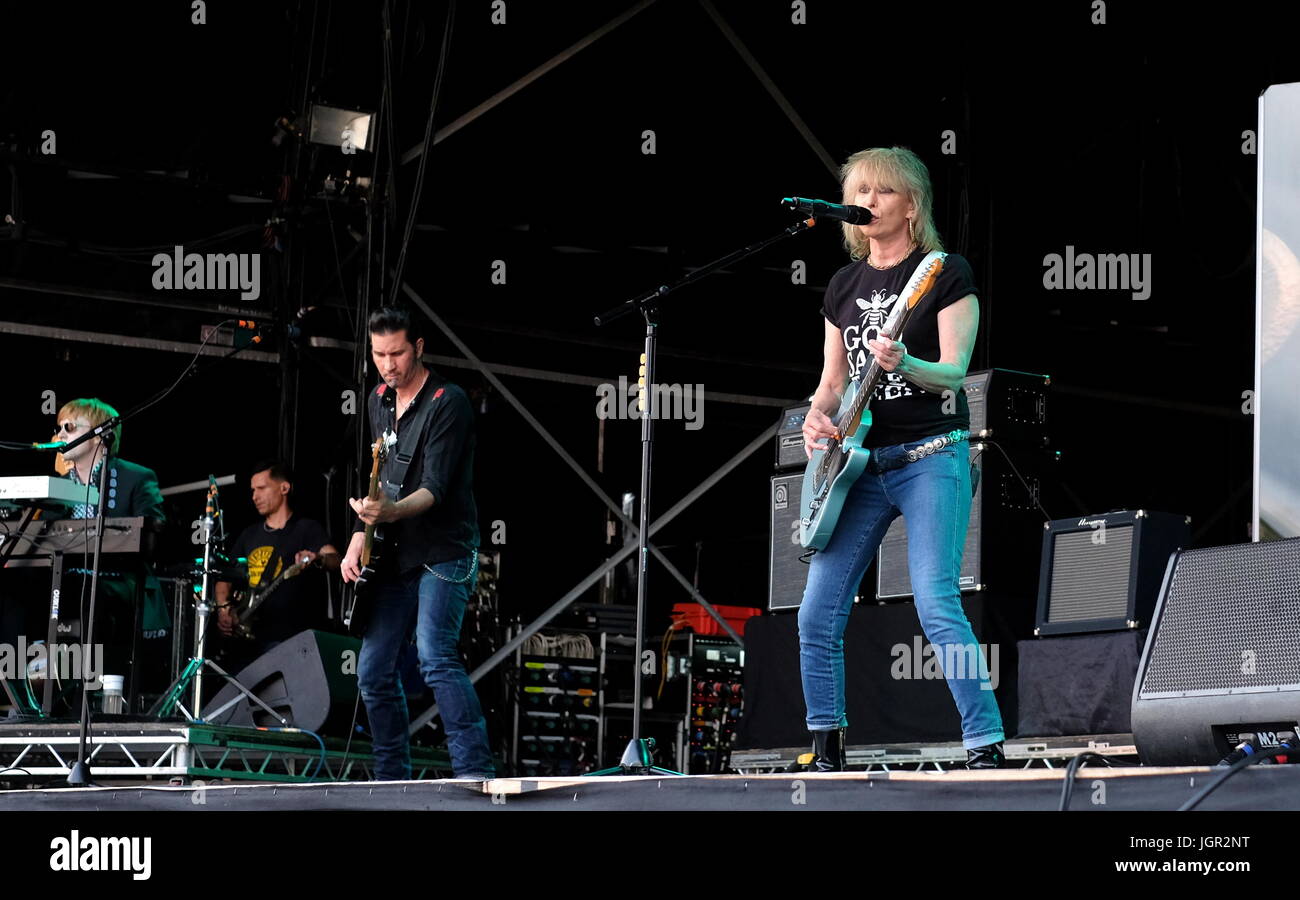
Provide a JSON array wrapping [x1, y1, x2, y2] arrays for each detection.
[[245, 545, 283, 587]]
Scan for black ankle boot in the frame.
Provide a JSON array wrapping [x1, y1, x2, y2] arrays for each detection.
[[965, 741, 1005, 769], [809, 727, 847, 772]]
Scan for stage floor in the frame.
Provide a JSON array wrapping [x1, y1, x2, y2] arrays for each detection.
[[3, 764, 1298, 812]]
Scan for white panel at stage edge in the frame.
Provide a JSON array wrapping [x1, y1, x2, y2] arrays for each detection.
[[1255, 82, 1300, 540]]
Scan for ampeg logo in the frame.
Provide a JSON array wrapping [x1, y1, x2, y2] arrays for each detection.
[[49, 831, 152, 880], [774, 483, 790, 510], [1077, 518, 1107, 528]]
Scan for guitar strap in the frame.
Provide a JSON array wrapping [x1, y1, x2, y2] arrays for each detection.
[[373, 382, 443, 500]]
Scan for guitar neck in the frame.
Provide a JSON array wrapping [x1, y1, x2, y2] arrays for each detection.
[[360, 455, 383, 567], [844, 300, 920, 424]]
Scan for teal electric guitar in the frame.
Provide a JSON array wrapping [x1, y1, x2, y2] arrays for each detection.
[[798, 251, 947, 550]]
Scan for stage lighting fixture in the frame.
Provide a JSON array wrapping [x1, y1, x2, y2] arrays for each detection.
[[307, 104, 374, 153]]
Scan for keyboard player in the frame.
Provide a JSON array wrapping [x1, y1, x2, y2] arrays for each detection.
[[53, 398, 166, 710]]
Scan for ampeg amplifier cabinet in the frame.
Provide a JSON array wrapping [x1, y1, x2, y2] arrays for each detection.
[[769, 472, 810, 611], [775, 404, 811, 471], [1131, 537, 1300, 765], [876, 442, 1049, 600], [1035, 510, 1190, 636], [875, 369, 1050, 601]]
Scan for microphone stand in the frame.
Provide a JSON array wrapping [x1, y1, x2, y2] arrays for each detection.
[[47, 425, 118, 788], [18, 335, 267, 786], [588, 216, 816, 776]]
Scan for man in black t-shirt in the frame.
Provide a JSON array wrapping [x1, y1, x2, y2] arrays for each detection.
[[214, 461, 339, 665], [798, 147, 1005, 772], [342, 305, 493, 781]]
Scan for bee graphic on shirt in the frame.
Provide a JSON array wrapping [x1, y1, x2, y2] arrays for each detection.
[[841, 289, 916, 400]]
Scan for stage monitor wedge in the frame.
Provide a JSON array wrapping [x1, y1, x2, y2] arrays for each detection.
[[1131, 537, 1300, 765]]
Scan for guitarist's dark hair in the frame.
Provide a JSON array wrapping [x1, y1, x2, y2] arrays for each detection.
[[368, 304, 424, 346], [251, 458, 294, 491]]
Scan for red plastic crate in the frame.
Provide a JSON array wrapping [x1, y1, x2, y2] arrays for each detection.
[[670, 603, 761, 637]]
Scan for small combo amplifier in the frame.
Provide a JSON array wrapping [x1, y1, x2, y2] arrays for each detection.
[[1131, 537, 1300, 765], [774, 403, 811, 471], [1035, 510, 1190, 636], [769, 472, 810, 611]]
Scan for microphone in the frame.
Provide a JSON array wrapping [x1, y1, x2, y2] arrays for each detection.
[[31, 440, 67, 450], [782, 197, 874, 225]]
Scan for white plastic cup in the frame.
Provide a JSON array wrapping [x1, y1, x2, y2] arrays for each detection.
[[101, 674, 125, 714]]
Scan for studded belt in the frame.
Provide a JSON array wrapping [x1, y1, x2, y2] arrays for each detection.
[[867, 429, 971, 474], [905, 429, 970, 463]]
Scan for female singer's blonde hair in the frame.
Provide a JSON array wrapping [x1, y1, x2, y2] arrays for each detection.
[[839, 147, 944, 261]]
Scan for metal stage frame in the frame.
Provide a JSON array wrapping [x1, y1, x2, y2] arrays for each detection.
[[0, 720, 452, 784], [730, 733, 1140, 774]]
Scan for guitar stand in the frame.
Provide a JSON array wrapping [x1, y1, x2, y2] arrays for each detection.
[[149, 655, 287, 726]]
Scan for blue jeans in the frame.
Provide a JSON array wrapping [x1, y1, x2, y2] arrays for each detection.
[[797, 435, 1005, 750], [357, 554, 495, 779]]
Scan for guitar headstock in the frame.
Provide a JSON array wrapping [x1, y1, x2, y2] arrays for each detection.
[[374, 430, 398, 462], [903, 253, 947, 309]]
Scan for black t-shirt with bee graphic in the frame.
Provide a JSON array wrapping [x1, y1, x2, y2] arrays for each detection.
[[821, 247, 978, 449]]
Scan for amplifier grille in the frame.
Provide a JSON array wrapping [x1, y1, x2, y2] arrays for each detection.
[[1046, 526, 1133, 622], [769, 473, 810, 611], [1139, 539, 1300, 696]]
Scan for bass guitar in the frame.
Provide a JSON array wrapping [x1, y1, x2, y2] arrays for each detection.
[[341, 432, 396, 636], [229, 556, 314, 641], [798, 251, 947, 550]]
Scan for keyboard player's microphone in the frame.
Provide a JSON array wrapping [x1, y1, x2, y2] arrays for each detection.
[[31, 440, 67, 451]]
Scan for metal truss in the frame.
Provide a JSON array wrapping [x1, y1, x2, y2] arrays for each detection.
[[0, 722, 452, 784]]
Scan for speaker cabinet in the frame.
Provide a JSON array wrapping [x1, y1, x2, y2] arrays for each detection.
[[1035, 510, 1191, 636], [204, 629, 361, 735], [876, 442, 1047, 600], [874, 369, 1050, 601], [769, 473, 810, 611], [1132, 537, 1300, 765]]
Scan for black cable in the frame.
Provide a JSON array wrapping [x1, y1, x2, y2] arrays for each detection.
[[337, 687, 364, 781], [1179, 747, 1294, 811], [388, 0, 456, 307], [1057, 751, 1135, 810], [980, 439, 1053, 522]]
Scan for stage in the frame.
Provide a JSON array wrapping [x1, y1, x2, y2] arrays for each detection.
[[2, 764, 1297, 812]]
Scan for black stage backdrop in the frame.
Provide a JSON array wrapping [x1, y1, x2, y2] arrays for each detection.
[[0, 1, 1294, 655]]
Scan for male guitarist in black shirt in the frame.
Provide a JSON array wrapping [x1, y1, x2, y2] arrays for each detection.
[[342, 305, 493, 780]]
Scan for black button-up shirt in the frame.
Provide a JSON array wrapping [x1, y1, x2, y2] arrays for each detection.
[[353, 369, 479, 574]]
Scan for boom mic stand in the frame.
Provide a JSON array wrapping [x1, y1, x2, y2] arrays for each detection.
[[588, 215, 816, 776]]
